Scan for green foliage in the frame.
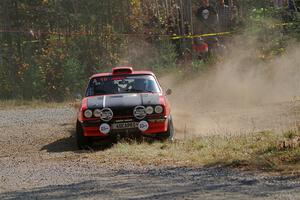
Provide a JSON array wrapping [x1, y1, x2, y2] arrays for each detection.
[[191, 59, 209, 72], [1, 0, 300, 100], [245, 2, 300, 60], [288, 13, 300, 41], [0, 1, 131, 100], [0, 65, 12, 98], [62, 57, 84, 96], [152, 41, 177, 69]]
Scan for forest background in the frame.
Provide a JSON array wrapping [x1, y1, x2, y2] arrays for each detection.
[[0, 0, 299, 101]]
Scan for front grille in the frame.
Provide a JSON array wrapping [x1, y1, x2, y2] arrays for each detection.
[[83, 119, 101, 127], [112, 107, 134, 118]]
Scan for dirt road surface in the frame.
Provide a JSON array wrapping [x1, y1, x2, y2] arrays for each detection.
[[1, 104, 300, 200]]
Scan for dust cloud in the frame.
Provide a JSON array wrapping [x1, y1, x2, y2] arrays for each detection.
[[161, 37, 300, 137]]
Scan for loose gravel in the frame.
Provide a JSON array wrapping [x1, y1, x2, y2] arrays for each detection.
[[0, 105, 300, 200]]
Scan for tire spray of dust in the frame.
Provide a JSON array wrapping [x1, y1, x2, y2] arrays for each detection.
[[161, 38, 300, 138]]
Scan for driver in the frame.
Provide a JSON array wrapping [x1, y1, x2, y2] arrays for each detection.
[[117, 79, 131, 93]]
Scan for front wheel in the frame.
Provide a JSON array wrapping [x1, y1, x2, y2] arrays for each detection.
[[76, 121, 92, 150], [156, 116, 174, 142]]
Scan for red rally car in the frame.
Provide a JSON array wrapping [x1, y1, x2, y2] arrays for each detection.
[[76, 67, 174, 149]]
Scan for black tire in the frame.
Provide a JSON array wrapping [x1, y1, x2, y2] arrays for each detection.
[[76, 121, 92, 150], [156, 115, 174, 142]]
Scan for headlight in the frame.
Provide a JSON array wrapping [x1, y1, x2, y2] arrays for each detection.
[[93, 109, 101, 118], [133, 106, 146, 119], [84, 109, 93, 118], [145, 106, 154, 115], [100, 108, 113, 122], [154, 105, 163, 114]]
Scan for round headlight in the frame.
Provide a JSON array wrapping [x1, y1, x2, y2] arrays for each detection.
[[100, 108, 113, 122], [93, 109, 101, 118], [84, 109, 93, 118], [133, 106, 146, 119], [154, 105, 163, 114], [145, 106, 154, 115]]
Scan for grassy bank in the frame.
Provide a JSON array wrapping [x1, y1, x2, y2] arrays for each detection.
[[93, 130, 300, 175]]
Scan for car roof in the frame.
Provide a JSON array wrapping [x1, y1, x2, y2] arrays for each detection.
[[90, 67, 156, 79]]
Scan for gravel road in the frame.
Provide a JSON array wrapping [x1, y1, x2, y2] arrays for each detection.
[[1, 104, 300, 200]]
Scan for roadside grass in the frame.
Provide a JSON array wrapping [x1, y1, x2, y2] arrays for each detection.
[[94, 130, 300, 174], [0, 100, 73, 109]]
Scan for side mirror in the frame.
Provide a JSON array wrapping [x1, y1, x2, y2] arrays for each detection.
[[166, 89, 172, 96]]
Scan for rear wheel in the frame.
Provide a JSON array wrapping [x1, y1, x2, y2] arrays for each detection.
[[156, 116, 174, 142], [76, 121, 92, 150]]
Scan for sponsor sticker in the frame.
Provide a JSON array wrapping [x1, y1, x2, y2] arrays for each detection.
[[99, 123, 110, 134], [138, 121, 149, 132]]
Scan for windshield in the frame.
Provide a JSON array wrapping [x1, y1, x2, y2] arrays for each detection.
[[86, 75, 161, 96]]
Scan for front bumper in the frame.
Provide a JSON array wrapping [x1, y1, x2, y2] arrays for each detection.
[[81, 117, 168, 137]]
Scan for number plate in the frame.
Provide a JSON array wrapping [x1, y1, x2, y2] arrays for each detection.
[[112, 122, 138, 130]]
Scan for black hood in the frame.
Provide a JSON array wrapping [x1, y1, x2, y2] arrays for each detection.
[[86, 93, 160, 109]]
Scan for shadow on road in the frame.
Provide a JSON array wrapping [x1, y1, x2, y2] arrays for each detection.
[[40, 136, 77, 153], [40, 129, 114, 153], [40, 128, 158, 153], [1, 167, 300, 200]]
